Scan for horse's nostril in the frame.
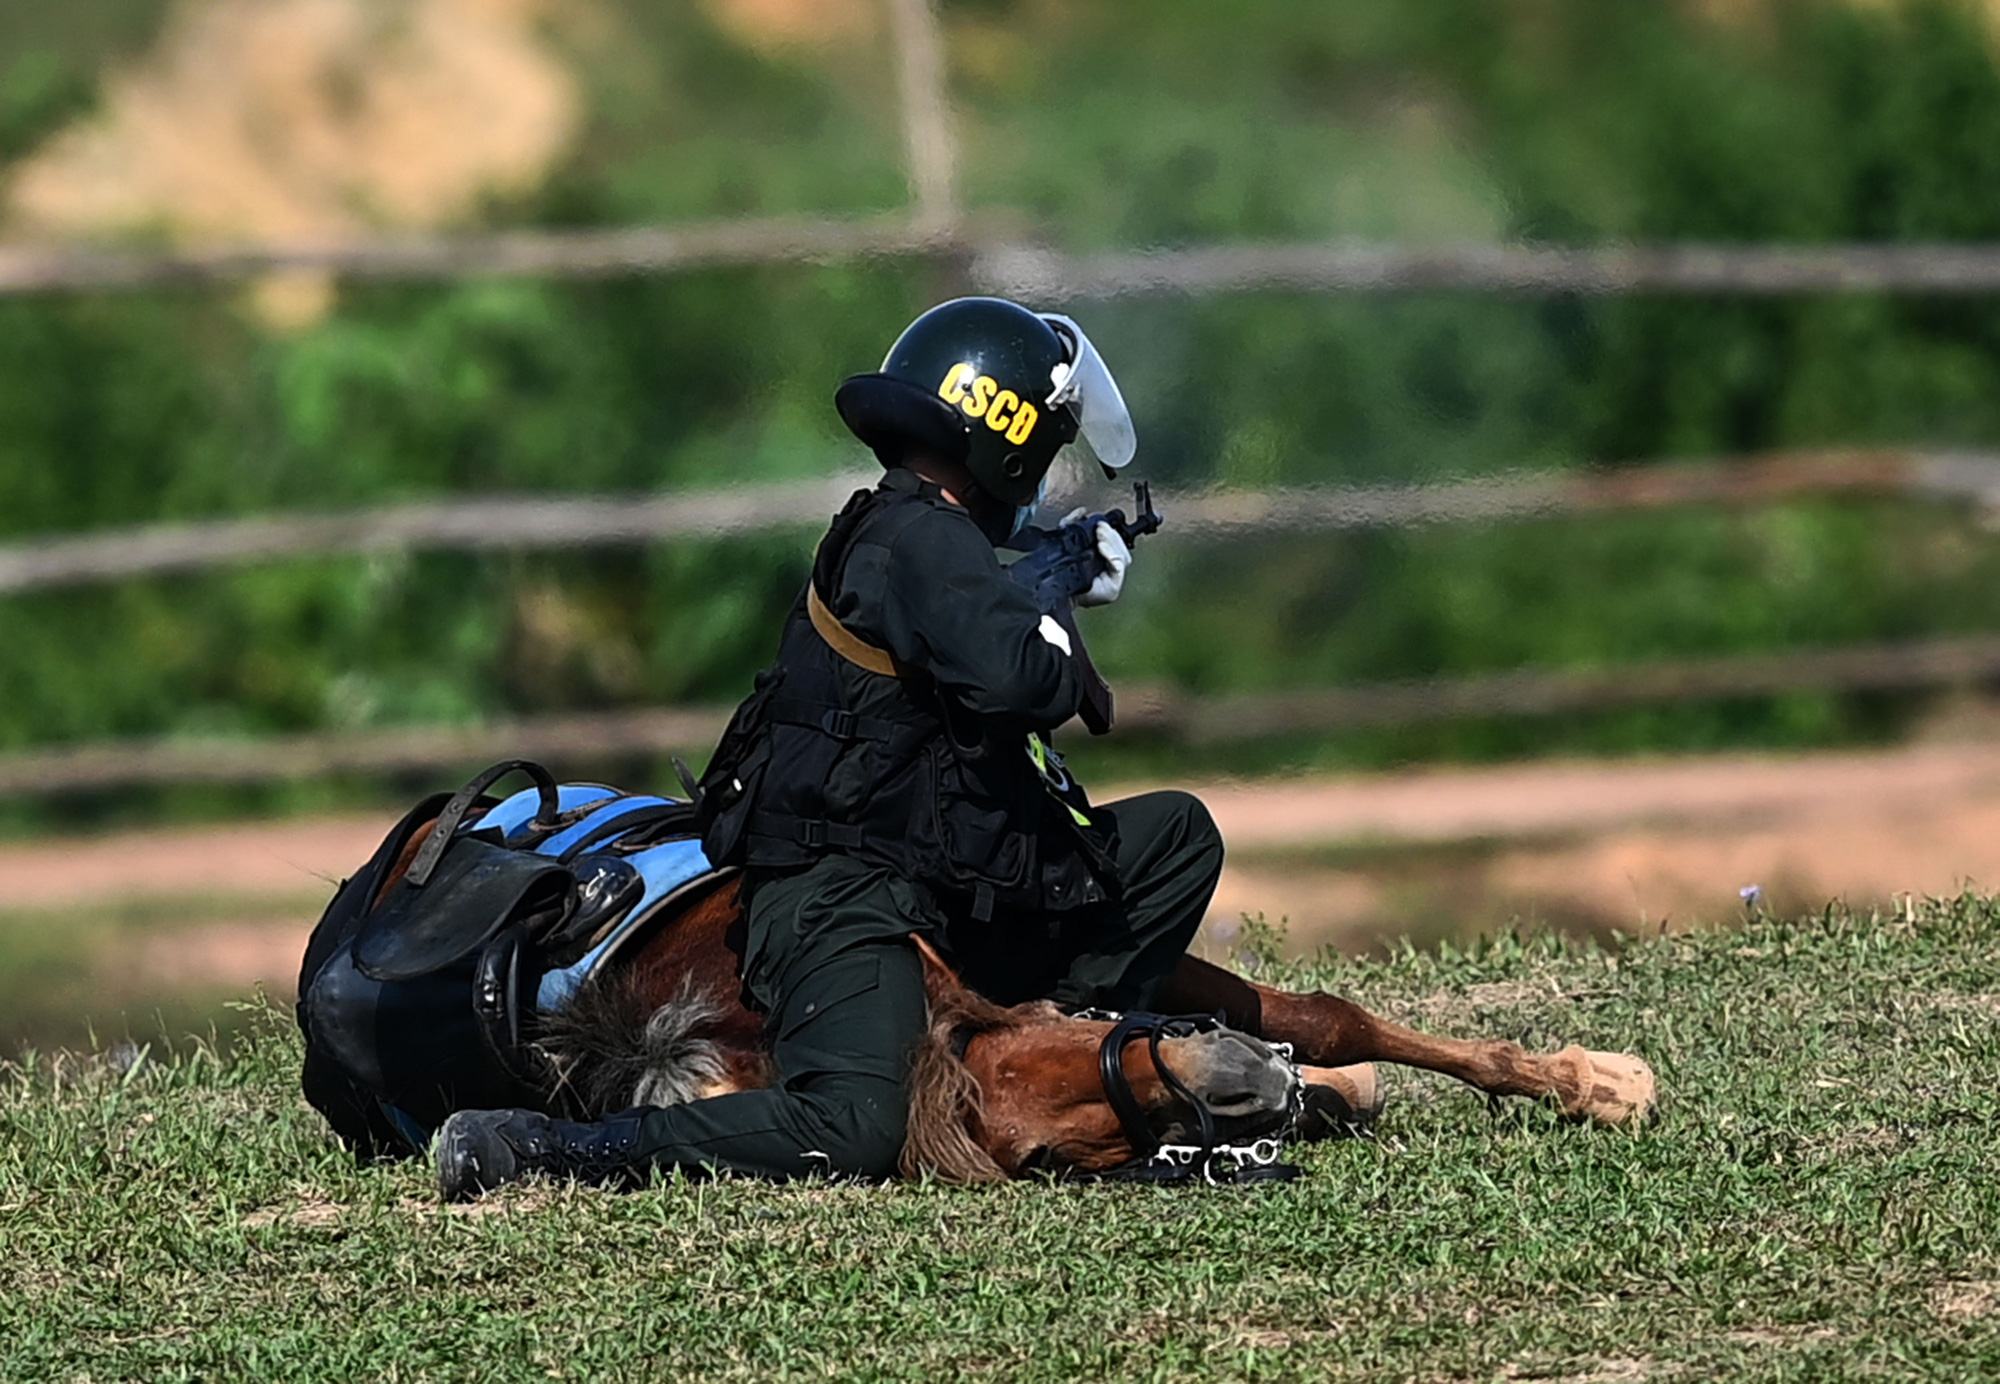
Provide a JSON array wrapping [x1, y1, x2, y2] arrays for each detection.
[[1160, 1032, 1295, 1118]]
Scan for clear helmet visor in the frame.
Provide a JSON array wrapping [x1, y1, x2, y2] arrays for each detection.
[[1041, 314, 1136, 470]]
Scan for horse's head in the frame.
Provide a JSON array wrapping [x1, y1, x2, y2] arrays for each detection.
[[902, 939, 1301, 1183]]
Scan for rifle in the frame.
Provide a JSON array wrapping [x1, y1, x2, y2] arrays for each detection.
[[1003, 482, 1164, 735], [1005, 481, 1164, 616]]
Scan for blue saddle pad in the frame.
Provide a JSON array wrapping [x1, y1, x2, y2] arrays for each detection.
[[477, 785, 718, 1014]]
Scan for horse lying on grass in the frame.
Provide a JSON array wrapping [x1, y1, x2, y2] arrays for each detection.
[[523, 873, 1657, 1187], [299, 768, 1657, 1192]]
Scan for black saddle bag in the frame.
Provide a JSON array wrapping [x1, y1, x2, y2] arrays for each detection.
[[297, 760, 578, 1160]]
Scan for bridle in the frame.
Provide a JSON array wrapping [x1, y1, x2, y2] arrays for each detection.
[[1073, 1011, 1304, 1185]]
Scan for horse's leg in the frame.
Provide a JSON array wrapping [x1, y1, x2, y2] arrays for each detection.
[[1158, 956, 1654, 1125]]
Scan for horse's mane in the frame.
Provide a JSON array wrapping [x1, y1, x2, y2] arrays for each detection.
[[900, 979, 1013, 1186], [534, 968, 733, 1116]]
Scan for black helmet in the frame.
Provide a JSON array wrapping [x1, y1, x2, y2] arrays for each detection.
[[835, 296, 1135, 507]]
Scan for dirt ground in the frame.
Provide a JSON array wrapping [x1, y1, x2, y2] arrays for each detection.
[[1199, 737, 2000, 952], [5, 739, 1999, 1002]]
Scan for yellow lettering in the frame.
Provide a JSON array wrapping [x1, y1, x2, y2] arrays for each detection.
[[939, 362, 976, 405], [1006, 401, 1038, 445], [986, 389, 1019, 433], [965, 374, 997, 419]]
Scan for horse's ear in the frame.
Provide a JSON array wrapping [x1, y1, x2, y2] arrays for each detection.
[[911, 934, 967, 1008], [909, 933, 1017, 1031]]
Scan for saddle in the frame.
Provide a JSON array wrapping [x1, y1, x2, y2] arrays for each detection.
[[297, 759, 732, 1160]]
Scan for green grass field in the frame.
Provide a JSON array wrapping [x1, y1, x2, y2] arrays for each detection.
[[3, 898, 1998, 1382]]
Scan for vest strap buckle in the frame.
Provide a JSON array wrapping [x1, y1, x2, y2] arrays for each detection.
[[750, 811, 867, 851]]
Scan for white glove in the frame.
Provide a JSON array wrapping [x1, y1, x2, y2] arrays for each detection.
[[1077, 520, 1130, 608]]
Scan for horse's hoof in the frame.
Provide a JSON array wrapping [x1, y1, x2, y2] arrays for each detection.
[[1297, 1063, 1385, 1138], [1553, 1046, 1657, 1126]]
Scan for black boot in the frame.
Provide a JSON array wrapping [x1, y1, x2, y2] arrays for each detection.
[[434, 1107, 649, 1202]]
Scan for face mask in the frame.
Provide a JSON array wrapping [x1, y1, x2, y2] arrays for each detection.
[[1008, 474, 1051, 540]]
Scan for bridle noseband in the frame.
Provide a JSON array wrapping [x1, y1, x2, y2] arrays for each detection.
[[1075, 1011, 1303, 1185]]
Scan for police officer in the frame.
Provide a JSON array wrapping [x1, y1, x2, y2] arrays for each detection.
[[436, 298, 1224, 1199]]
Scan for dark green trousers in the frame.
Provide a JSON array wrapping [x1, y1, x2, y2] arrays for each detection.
[[939, 789, 1224, 1010], [626, 857, 930, 1181], [622, 789, 1223, 1180]]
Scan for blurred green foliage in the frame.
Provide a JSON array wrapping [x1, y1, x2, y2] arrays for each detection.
[[7, 0, 2000, 806], [0, 1, 163, 161], [529, 3, 907, 225]]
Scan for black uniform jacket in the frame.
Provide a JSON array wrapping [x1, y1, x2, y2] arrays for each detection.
[[698, 468, 1117, 917]]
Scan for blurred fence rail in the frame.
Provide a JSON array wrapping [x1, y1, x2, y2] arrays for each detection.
[[0, 217, 951, 295], [1120, 635, 2000, 743], [0, 707, 734, 797], [29, 229, 2000, 297], [3, 632, 1996, 796], [977, 240, 2000, 299], [0, 472, 878, 594], [2, 448, 1994, 596]]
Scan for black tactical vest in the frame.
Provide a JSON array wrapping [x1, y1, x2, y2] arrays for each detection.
[[696, 480, 1116, 919]]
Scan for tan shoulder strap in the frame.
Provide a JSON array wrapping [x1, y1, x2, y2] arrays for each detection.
[[806, 581, 900, 678]]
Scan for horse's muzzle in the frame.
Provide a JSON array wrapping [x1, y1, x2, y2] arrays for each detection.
[[1155, 1029, 1300, 1139]]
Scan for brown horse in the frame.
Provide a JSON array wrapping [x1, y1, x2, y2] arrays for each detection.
[[531, 872, 1658, 1184]]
